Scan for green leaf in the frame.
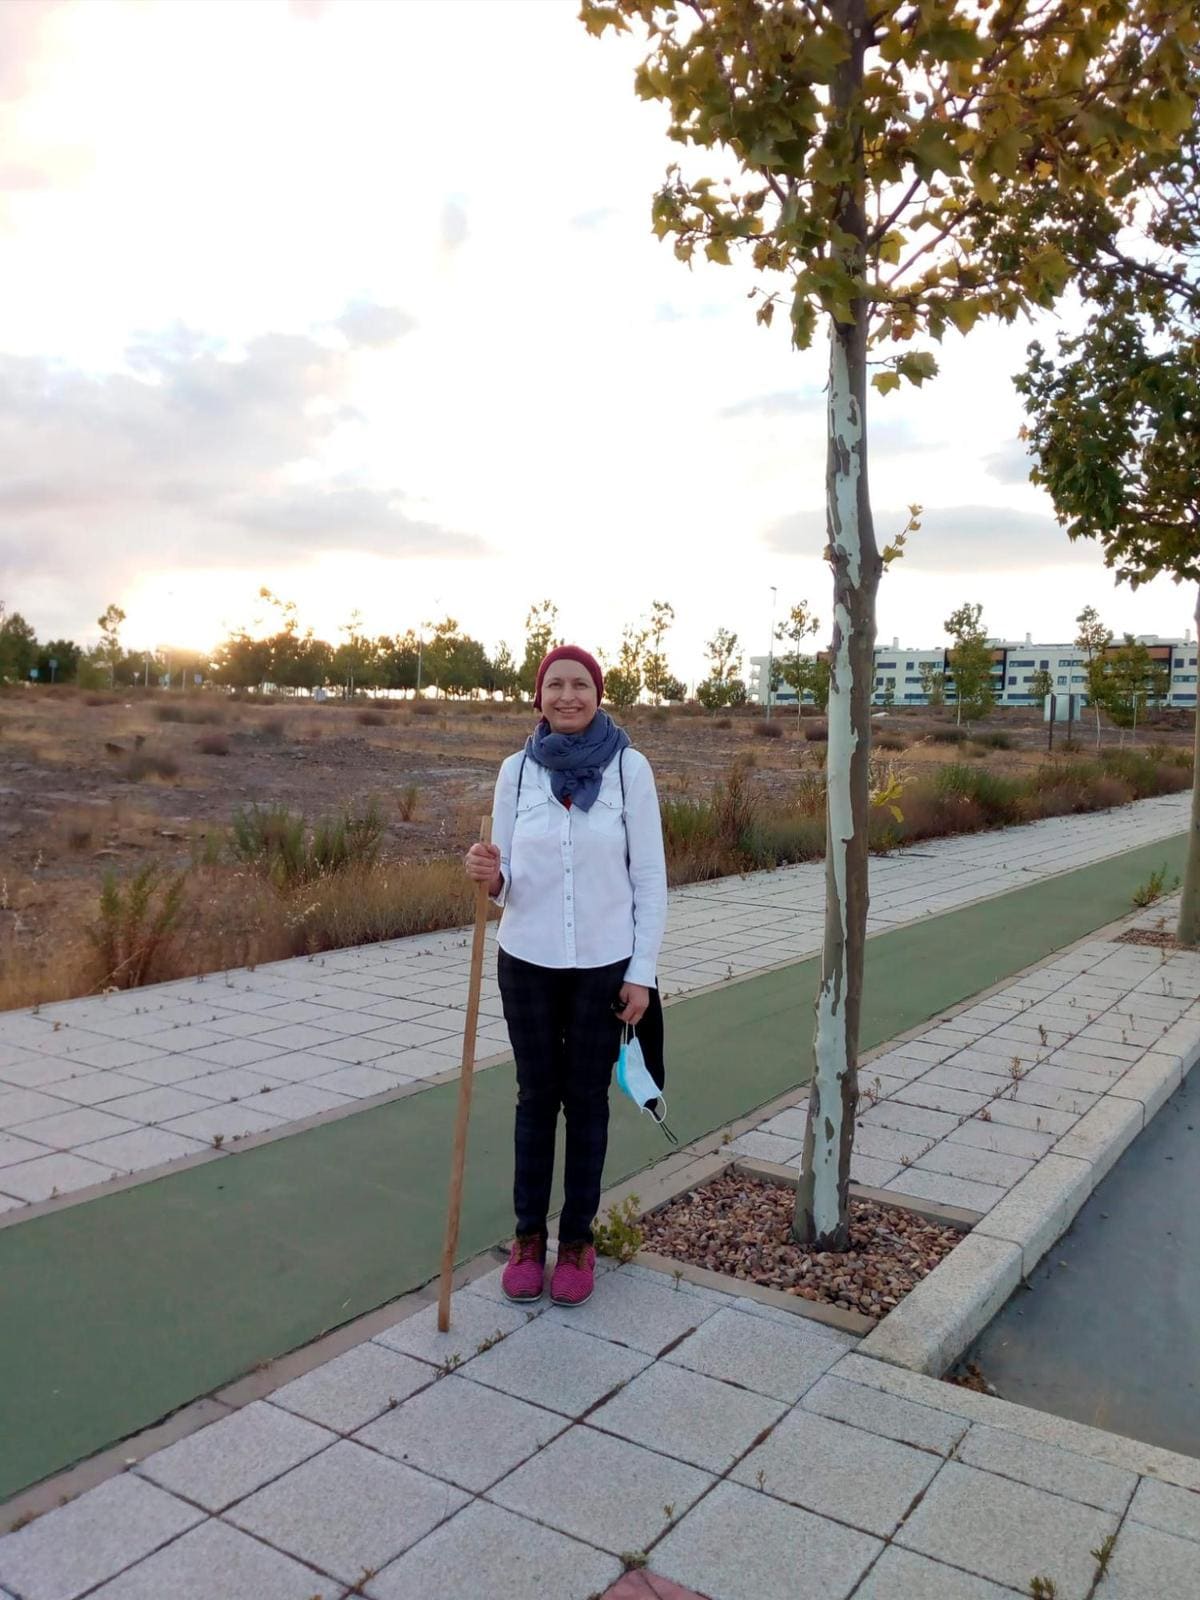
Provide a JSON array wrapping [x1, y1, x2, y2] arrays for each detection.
[[945, 298, 980, 335], [896, 351, 939, 387], [912, 126, 962, 177]]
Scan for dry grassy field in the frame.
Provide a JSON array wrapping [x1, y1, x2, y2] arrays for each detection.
[[0, 686, 1193, 1012]]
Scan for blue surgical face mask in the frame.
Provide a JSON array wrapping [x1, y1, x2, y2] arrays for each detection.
[[615, 1026, 677, 1145]]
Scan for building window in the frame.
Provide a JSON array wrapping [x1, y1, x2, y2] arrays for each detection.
[[1011, 658, 1034, 667], [876, 661, 897, 670], [1007, 676, 1016, 686], [1056, 675, 1067, 686], [1039, 659, 1049, 669]]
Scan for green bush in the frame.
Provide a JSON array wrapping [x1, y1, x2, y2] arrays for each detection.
[[229, 799, 384, 888], [89, 865, 187, 990]]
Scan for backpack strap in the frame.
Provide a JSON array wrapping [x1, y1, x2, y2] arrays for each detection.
[[516, 751, 528, 806]]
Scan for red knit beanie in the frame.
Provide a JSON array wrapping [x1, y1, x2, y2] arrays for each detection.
[[534, 645, 604, 709]]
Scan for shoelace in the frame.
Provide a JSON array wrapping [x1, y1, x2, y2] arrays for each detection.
[[558, 1243, 590, 1270], [513, 1236, 543, 1265]]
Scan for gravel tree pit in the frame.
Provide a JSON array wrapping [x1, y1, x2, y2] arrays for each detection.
[[640, 1170, 963, 1322]]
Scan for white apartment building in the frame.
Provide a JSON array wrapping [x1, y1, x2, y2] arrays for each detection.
[[749, 634, 1198, 710]]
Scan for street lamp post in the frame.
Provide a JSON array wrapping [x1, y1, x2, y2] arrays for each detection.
[[766, 585, 777, 718]]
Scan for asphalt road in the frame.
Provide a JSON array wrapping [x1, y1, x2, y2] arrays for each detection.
[[968, 1074, 1200, 1459]]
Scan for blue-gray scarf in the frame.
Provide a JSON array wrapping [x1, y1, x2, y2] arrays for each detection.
[[526, 711, 630, 811]]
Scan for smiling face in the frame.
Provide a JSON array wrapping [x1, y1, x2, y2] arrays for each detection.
[[540, 658, 599, 734]]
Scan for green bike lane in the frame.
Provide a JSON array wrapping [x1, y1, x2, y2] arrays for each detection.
[[0, 831, 1188, 1500]]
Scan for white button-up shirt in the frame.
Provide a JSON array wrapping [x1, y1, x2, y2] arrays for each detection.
[[491, 747, 667, 987]]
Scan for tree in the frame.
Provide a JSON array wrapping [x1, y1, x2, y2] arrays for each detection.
[[1074, 605, 1113, 747], [0, 608, 38, 682], [775, 601, 821, 723], [97, 603, 126, 689], [38, 638, 81, 684], [519, 600, 559, 699], [585, 0, 1200, 1249], [642, 600, 676, 705], [211, 630, 272, 689], [486, 642, 521, 699], [1017, 125, 1200, 941], [919, 662, 947, 709], [604, 623, 647, 709], [697, 626, 746, 710], [1029, 667, 1054, 704], [380, 631, 421, 694], [661, 674, 688, 703], [1101, 636, 1157, 740], [944, 603, 995, 728]]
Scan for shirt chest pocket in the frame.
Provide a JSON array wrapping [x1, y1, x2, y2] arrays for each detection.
[[586, 794, 626, 840], [513, 794, 551, 837]]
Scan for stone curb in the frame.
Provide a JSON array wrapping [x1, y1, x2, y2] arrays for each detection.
[[856, 1004, 1200, 1380], [831, 1350, 1200, 1494]]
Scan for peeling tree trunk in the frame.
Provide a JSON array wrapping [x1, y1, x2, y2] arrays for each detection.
[[1177, 583, 1200, 949], [794, 0, 880, 1251]]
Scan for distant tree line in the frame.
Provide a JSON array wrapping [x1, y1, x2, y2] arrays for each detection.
[[0, 591, 1186, 722]]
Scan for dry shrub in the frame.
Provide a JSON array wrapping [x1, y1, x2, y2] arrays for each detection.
[[357, 709, 387, 726], [875, 732, 907, 751], [195, 733, 230, 756], [753, 719, 785, 739], [397, 784, 420, 822], [84, 693, 116, 707], [805, 721, 828, 741], [279, 859, 477, 955], [712, 716, 733, 730], [89, 865, 188, 989], [411, 698, 438, 717], [155, 702, 225, 725], [123, 751, 180, 781], [255, 715, 286, 741]]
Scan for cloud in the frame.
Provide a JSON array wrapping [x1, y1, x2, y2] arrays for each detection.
[[0, 321, 484, 596], [334, 299, 416, 348], [440, 199, 469, 251], [765, 503, 1087, 571], [288, 0, 330, 18], [720, 389, 824, 419], [985, 437, 1037, 484], [569, 206, 617, 231]]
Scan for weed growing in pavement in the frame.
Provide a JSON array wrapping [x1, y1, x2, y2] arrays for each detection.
[[1091, 1533, 1117, 1583], [437, 1352, 464, 1376], [1029, 1578, 1057, 1598], [593, 1195, 644, 1263], [620, 1551, 649, 1571], [1131, 863, 1178, 908], [475, 1330, 506, 1355]]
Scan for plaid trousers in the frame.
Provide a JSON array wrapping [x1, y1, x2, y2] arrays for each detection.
[[496, 946, 628, 1244]]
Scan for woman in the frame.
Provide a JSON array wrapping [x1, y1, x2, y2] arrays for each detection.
[[464, 645, 667, 1308]]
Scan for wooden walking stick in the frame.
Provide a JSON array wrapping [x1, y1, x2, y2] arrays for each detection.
[[437, 817, 492, 1332]]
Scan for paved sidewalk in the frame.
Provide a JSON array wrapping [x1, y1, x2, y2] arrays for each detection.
[[2, 895, 1199, 1596], [0, 794, 1189, 1211], [729, 897, 1200, 1219], [2, 1256, 1198, 1600]]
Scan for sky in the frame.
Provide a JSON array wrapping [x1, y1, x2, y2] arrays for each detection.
[[0, 0, 1194, 688]]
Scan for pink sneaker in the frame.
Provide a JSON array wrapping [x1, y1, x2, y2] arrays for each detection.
[[550, 1241, 596, 1306], [502, 1234, 546, 1302]]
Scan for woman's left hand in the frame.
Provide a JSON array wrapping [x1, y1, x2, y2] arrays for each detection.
[[616, 982, 650, 1025]]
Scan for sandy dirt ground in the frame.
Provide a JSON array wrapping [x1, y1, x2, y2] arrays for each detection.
[[0, 687, 1190, 1005]]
